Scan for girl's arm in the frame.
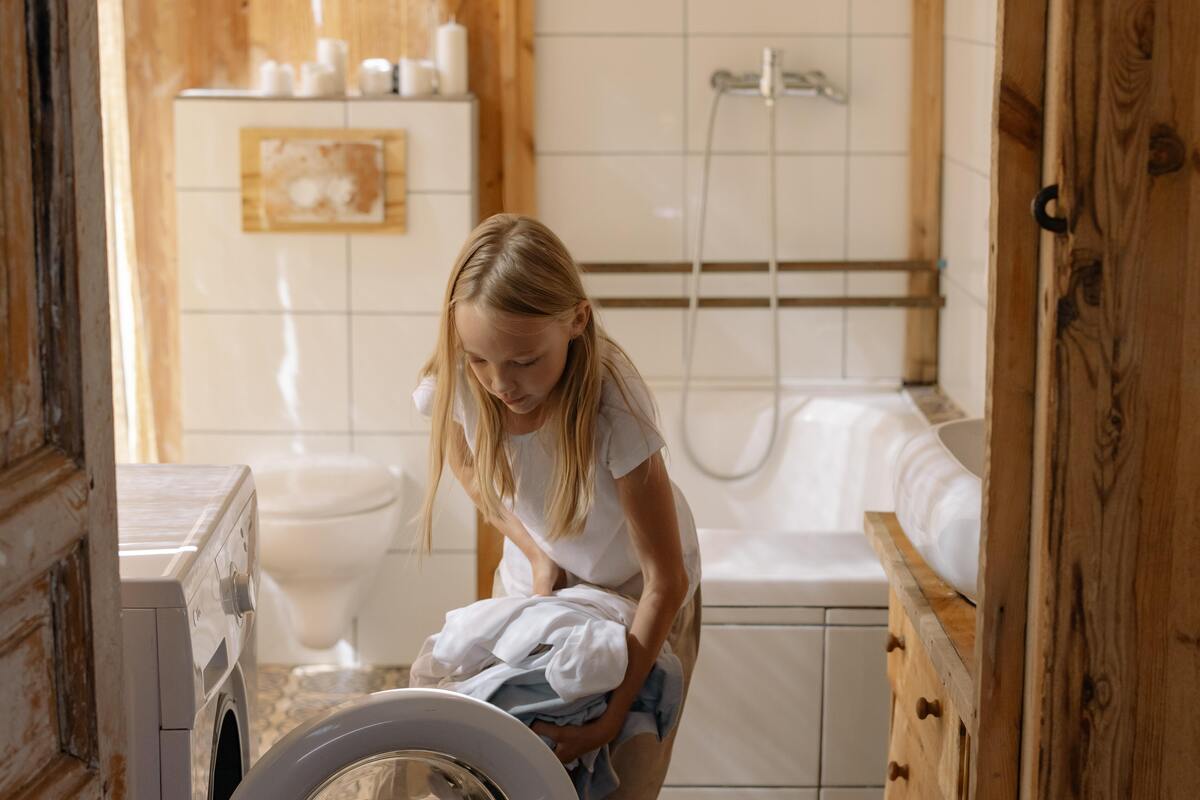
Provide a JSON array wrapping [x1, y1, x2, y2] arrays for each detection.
[[444, 422, 562, 595], [535, 451, 689, 761]]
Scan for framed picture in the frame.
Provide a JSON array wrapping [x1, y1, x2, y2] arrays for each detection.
[[240, 127, 406, 233]]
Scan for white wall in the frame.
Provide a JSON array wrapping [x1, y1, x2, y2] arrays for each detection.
[[174, 95, 478, 665], [535, 0, 915, 382], [938, 3, 997, 417]]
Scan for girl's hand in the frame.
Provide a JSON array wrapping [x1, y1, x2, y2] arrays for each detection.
[[530, 554, 563, 596], [530, 715, 623, 764]]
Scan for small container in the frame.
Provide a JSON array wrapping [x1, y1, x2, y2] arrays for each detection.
[[358, 58, 395, 95], [299, 61, 338, 97], [398, 57, 436, 97]]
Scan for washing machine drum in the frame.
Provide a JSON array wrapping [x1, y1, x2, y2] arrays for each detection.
[[232, 689, 575, 800]]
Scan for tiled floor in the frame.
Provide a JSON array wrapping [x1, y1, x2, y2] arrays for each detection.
[[256, 664, 410, 753]]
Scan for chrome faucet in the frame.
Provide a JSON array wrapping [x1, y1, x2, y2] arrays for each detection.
[[711, 47, 847, 104]]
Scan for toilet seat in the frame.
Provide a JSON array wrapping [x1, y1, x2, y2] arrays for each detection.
[[232, 688, 575, 800], [255, 453, 400, 519]]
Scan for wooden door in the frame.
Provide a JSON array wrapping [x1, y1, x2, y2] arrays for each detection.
[[1023, 0, 1200, 795], [1, 1, 126, 797]]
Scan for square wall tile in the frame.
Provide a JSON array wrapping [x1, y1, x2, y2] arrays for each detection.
[[357, 552, 477, 664], [687, 308, 843, 379], [938, 277, 988, 417], [178, 190, 348, 312], [946, 0, 998, 45], [849, 37, 911, 152], [685, 155, 846, 262], [351, 314, 440, 432], [594, 308, 684, 379], [687, 0, 848, 34], [350, 193, 474, 313], [850, 0, 911, 34], [943, 38, 996, 176], [845, 308, 906, 378], [347, 100, 475, 192], [535, 0, 683, 33], [352, 433, 477, 552], [687, 36, 848, 152], [822, 626, 891, 785], [181, 312, 350, 432], [174, 98, 344, 190], [538, 156, 685, 262], [181, 432, 351, 467], [537, 37, 684, 152], [940, 158, 991, 304], [847, 155, 909, 260]]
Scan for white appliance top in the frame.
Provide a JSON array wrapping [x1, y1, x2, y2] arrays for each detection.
[[117, 464, 254, 607]]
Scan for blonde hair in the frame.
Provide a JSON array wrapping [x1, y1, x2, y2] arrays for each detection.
[[417, 214, 654, 551]]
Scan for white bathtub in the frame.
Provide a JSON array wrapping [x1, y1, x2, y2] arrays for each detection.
[[650, 383, 928, 795]]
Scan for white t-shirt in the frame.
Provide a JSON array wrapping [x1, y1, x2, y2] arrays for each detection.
[[413, 360, 701, 602]]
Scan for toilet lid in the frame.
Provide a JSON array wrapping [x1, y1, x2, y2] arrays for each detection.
[[232, 689, 575, 800], [254, 454, 400, 519]]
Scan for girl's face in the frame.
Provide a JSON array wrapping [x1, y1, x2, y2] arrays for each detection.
[[455, 302, 589, 417]]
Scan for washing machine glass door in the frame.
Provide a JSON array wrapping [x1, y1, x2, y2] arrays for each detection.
[[232, 688, 575, 800]]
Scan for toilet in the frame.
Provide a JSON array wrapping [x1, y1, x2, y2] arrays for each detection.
[[253, 453, 403, 650]]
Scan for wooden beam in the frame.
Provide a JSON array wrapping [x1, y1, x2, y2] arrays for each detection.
[[581, 259, 937, 274], [499, 0, 536, 215], [595, 296, 944, 310], [973, 0, 1048, 796], [904, 0, 943, 384]]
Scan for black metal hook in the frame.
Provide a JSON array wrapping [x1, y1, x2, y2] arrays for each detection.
[[1032, 184, 1068, 233]]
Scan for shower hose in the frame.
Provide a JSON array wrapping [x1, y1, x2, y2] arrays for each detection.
[[680, 87, 783, 481]]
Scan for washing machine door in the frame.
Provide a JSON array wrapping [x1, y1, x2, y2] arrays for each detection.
[[232, 688, 575, 800]]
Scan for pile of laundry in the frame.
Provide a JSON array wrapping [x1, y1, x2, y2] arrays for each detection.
[[410, 585, 683, 799]]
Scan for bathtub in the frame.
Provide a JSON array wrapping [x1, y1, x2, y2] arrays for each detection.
[[649, 382, 928, 796]]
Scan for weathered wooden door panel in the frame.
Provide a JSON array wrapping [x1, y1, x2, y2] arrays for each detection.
[[0, 0, 125, 797], [1028, 0, 1200, 796]]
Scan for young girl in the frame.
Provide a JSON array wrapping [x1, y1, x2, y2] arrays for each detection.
[[412, 214, 702, 797]]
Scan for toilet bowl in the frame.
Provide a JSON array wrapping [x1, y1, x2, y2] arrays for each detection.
[[254, 453, 402, 650]]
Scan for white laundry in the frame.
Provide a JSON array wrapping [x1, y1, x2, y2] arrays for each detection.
[[412, 585, 640, 703]]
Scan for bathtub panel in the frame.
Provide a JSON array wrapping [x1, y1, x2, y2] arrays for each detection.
[[822, 626, 891, 785], [666, 624, 824, 786]]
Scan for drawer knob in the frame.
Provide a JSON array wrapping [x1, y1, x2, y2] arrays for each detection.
[[887, 761, 909, 782], [885, 633, 905, 652], [916, 696, 943, 719]]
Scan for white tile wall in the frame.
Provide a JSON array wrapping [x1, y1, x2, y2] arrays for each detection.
[[537, 37, 684, 152], [536, 0, 916, 381], [178, 190, 348, 312], [176, 95, 477, 665], [349, 193, 475, 313], [938, 10, 996, 415], [538, 155, 685, 262]]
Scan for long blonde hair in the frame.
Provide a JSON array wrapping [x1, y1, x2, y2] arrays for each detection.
[[418, 214, 654, 551]]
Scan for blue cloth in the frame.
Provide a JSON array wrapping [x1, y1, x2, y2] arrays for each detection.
[[463, 648, 684, 799]]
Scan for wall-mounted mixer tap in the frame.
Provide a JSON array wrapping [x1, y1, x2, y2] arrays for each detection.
[[710, 47, 847, 104]]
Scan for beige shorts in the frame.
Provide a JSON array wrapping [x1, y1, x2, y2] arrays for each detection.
[[490, 569, 703, 799]]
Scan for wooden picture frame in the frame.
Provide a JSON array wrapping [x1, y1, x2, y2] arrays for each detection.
[[239, 127, 407, 233]]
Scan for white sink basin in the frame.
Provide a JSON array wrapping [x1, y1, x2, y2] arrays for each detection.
[[892, 418, 984, 602]]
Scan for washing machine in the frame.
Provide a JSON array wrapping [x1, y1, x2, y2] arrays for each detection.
[[118, 464, 573, 800]]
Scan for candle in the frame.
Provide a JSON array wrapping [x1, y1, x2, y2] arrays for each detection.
[[299, 61, 337, 97], [399, 58, 436, 97], [435, 19, 468, 96], [316, 38, 348, 95]]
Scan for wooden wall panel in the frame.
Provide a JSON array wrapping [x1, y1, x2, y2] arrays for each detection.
[[1029, 0, 1200, 795]]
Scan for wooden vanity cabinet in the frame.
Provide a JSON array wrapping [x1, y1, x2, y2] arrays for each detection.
[[884, 590, 971, 799], [866, 512, 978, 800]]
